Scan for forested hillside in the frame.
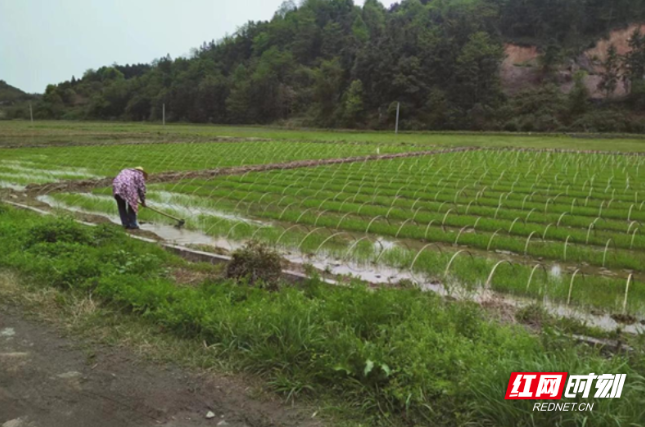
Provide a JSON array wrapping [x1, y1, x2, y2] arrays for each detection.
[[0, 80, 35, 118], [6, 0, 645, 132], [0, 80, 30, 103]]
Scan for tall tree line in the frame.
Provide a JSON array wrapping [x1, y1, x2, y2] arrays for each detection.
[[8, 0, 645, 132]]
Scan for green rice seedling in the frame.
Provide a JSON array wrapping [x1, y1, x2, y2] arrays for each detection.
[[16, 144, 645, 316]]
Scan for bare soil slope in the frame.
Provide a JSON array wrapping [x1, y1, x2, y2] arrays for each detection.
[[501, 23, 645, 98]]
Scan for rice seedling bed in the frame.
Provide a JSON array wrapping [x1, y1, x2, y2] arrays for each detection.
[[42, 149, 645, 317], [0, 139, 418, 186]]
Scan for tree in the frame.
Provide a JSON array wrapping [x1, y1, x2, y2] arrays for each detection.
[[275, 0, 296, 18], [290, 8, 319, 64], [623, 30, 645, 92], [624, 29, 645, 108], [97, 67, 125, 82], [569, 71, 589, 116], [598, 44, 620, 98], [312, 58, 344, 125], [194, 73, 229, 123], [423, 88, 454, 130], [125, 94, 151, 121], [226, 65, 252, 123], [320, 22, 345, 59], [342, 80, 365, 126], [455, 32, 505, 109], [23, 0, 645, 132], [248, 48, 296, 122], [392, 56, 427, 108], [362, 0, 386, 39], [538, 42, 562, 81], [351, 15, 369, 44]]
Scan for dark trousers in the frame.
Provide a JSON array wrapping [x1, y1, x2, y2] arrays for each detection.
[[115, 195, 139, 228]]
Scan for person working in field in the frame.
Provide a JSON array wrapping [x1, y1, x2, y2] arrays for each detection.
[[113, 167, 147, 229]]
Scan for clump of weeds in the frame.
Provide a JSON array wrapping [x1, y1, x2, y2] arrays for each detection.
[[226, 241, 283, 290]]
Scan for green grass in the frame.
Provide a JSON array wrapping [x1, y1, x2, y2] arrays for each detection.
[[1, 203, 644, 427], [4, 120, 645, 151]]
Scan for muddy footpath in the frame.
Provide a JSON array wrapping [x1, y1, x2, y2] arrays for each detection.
[[0, 306, 321, 427]]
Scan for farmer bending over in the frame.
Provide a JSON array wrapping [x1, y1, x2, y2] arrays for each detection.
[[113, 167, 147, 229]]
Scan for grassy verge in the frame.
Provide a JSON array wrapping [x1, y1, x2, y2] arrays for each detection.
[[1, 203, 644, 426], [4, 120, 645, 152]]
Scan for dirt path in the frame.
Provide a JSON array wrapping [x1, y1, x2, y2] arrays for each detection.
[[24, 147, 479, 195], [0, 305, 321, 427]]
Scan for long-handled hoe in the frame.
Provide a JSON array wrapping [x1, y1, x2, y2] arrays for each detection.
[[142, 203, 186, 229]]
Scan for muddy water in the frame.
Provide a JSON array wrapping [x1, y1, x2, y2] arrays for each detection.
[[383, 232, 642, 282], [288, 253, 644, 333], [3, 166, 100, 179], [286, 253, 419, 285], [37, 195, 243, 249], [33, 195, 645, 334], [142, 223, 240, 249], [148, 191, 266, 225], [0, 181, 26, 191], [374, 238, 398, 252], [0, 161, 101, 183], [47, 191, 269, 227], [468, 287, 645, 334]]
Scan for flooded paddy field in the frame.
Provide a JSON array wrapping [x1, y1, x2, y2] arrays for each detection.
[[3, 122, 645, 328]]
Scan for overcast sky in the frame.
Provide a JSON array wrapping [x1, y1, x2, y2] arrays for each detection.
[[0, 0, 400, 94]]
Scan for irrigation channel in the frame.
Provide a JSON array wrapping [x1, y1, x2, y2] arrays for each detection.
[[2, 143, 645, 332]]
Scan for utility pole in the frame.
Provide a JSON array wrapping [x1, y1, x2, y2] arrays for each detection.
[[29, 102, 33, 124], [162, 103, 166, 126], [395, 102, 400, 134]]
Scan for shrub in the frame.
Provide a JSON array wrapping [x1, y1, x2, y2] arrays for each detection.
[[515, 303, 548, 326], [100, 249, 164, 277], [17, 242, 102, 289], [571, 110, 631, 133], [0, 209, 172, 289], [503, 119, 520, 132], [24, 217, 94, 248], [520, 116, 536, 132], [92, 223, 125, 244], [226, 241, 282, 290]]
